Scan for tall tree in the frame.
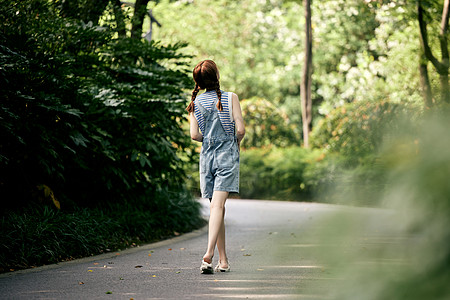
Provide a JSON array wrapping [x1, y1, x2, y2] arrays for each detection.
[[301, 0, 312, 147], [131, 0, 151, 39], [418, 0, 450, 103]]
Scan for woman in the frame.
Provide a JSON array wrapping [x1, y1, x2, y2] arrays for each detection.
[[186, 60, 245, 274]]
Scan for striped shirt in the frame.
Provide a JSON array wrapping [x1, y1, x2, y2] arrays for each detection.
[[194, 90, 235, 136]]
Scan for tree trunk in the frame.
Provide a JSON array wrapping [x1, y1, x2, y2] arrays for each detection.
[[301, 0, 313, 147], [439, 0, 450, 103], [131, 0, 151, 39], [418, 0, 450, 104], [419, 53, 433, 107]]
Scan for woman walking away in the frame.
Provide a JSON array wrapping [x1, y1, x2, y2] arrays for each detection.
[[186, 60, 245, 274]]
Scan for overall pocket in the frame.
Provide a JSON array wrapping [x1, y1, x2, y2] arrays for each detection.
[[215, 148, 235, 169]]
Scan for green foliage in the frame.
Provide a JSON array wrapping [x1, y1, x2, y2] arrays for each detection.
[[239, 147, 324, 201], [310, 99, 422, 165], [0, 0, 196, 209], [151, 0, 303, 103], [314, 108, 450, 299], [0, 192, 204, 272], [240, 97, 299, 149]]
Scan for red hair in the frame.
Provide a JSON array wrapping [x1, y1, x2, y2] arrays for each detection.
[[186, 60, 223, 113]]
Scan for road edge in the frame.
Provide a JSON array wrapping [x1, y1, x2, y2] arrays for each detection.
[[0, 224, 208, 278]]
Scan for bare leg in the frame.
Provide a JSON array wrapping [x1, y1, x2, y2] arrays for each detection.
[[203, 191, 228, 264], [216, 210, 228, 268]]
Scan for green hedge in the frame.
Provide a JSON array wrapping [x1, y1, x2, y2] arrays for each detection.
[[310, 99, 421, 166], [0, 192, 204, 272], [239, 147, 324, 201], [0, 0, 194, 209]]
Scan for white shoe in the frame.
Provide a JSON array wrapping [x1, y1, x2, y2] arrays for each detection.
[[200, 260, 213, 274], [214, 260, 230, 272]]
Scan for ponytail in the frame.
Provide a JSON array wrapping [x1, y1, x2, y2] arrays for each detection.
[[215, 82, 223, 111], [186, 84, 200, 113]]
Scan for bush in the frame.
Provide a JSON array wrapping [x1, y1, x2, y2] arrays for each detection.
[[315, 108, 450, 299], [0, 191, 204, 272], [239, 147, 324, 200], [240, 97, 299, 149], [310, 99, 421, 166], [0, 0, 194, 209]]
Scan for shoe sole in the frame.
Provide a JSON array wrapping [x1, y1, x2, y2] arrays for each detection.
[[216, 268, 230, 272], [201, 267, 213, 274]]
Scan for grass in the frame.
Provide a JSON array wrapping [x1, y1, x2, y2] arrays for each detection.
[[0, 193, 205, 273]]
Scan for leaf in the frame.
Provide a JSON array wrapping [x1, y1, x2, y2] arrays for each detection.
[[134, 265, 143, 268], [105, 291, 112, 294]]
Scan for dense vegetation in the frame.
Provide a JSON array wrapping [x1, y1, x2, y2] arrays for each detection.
[[0, 0, 203, 272]]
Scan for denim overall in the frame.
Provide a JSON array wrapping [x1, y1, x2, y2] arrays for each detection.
[[195, 97, 240, 199]]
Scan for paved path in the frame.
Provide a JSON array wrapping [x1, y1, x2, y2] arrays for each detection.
[[0, 199, 403, 299]]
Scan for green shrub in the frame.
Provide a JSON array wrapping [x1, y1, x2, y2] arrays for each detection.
[[240, 97, 299, 149], [310, 99, 421, 166], [0, 191, 204, 272], [316, 108, 450, 299], [0, 0, 194, 209], [239, 147, 324, 201]]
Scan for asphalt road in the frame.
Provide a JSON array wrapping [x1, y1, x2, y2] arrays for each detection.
[[0, 199, 404, 299]]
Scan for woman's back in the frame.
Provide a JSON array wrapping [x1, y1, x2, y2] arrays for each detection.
[[194, 90, 235, 137]]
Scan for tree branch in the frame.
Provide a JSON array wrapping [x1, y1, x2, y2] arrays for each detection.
[[418, 1, 446, 74]]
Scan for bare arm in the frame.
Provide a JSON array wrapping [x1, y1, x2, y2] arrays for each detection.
[[231, 93, 245, 147], [189, 112, 203, 142]]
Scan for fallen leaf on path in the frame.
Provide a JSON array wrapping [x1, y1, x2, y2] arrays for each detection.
[[93, 263, 99, 265], [115, 253, 120, 256], [119, 277, 124, 280], [78, 282, 84, 285], [176, 271, 181, 274], [152, 275, 157, 277], [88, 270, 93, 272], [243, 254, 251, 256], [105, 291, 112, 294], [168, 248, 172, 251], [135, 265, 143, 268], [148, 253, 152, 256]]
